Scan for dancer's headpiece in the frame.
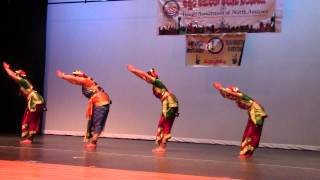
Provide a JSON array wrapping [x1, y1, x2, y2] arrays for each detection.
[[226, 86, 240, 93], [15, 70, 27, 78], [72, 70, 86, 77], [147, 68, 159, 78]]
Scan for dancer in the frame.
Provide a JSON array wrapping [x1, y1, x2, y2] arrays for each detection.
[[213, 82, 267, 158], [3, 62, 45, 144], [56, 70, 111, 149], [127, 64, 179, 153]]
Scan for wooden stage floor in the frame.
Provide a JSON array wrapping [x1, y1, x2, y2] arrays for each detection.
[[0, 135, 319, 180]]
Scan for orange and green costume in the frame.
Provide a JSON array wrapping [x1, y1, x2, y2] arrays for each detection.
[[80, 77, 111, 142]]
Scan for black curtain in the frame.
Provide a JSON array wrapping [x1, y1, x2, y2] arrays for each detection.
[[0, 0, 47, 134]]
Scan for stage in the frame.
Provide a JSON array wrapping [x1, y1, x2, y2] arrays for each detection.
[[0, 135, 319, 179]]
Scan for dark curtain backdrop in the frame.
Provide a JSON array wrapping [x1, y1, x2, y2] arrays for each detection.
[[0, 0, 47, 134]]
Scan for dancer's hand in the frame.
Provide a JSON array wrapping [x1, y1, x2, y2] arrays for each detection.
[[56, 70, 64, 78], [3, 62, 10, 69], [126, 64, 135, 72], [213, 82, 222, 90]]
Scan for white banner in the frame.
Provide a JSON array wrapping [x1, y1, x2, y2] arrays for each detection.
[[158, 0, 282, 35]]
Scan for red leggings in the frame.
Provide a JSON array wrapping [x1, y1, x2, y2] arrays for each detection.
[[240, 118, 264, 155], [21, 104, 43, 139], [155, 115, 175, 144]]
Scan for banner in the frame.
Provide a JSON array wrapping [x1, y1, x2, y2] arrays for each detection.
[[158, 0, 281, 35], [186, 33, 245, 67]]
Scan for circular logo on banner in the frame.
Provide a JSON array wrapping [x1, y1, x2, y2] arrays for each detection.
[[207, 37, 224, 54], [163, 0, 180, 17]]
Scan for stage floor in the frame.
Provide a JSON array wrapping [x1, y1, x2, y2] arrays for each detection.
[[0, 135, 319, 180]]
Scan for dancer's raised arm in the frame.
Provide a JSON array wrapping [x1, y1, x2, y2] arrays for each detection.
[[126, 64, 155, 84], [3, 62, 20, 81], [56, 70, 87, 85]]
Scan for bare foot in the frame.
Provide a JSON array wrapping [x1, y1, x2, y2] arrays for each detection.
[[152, 147, 166, 153], [85, 143, 97, 149], [238, 154, 253, 159], [20, 139, 32, 145]]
